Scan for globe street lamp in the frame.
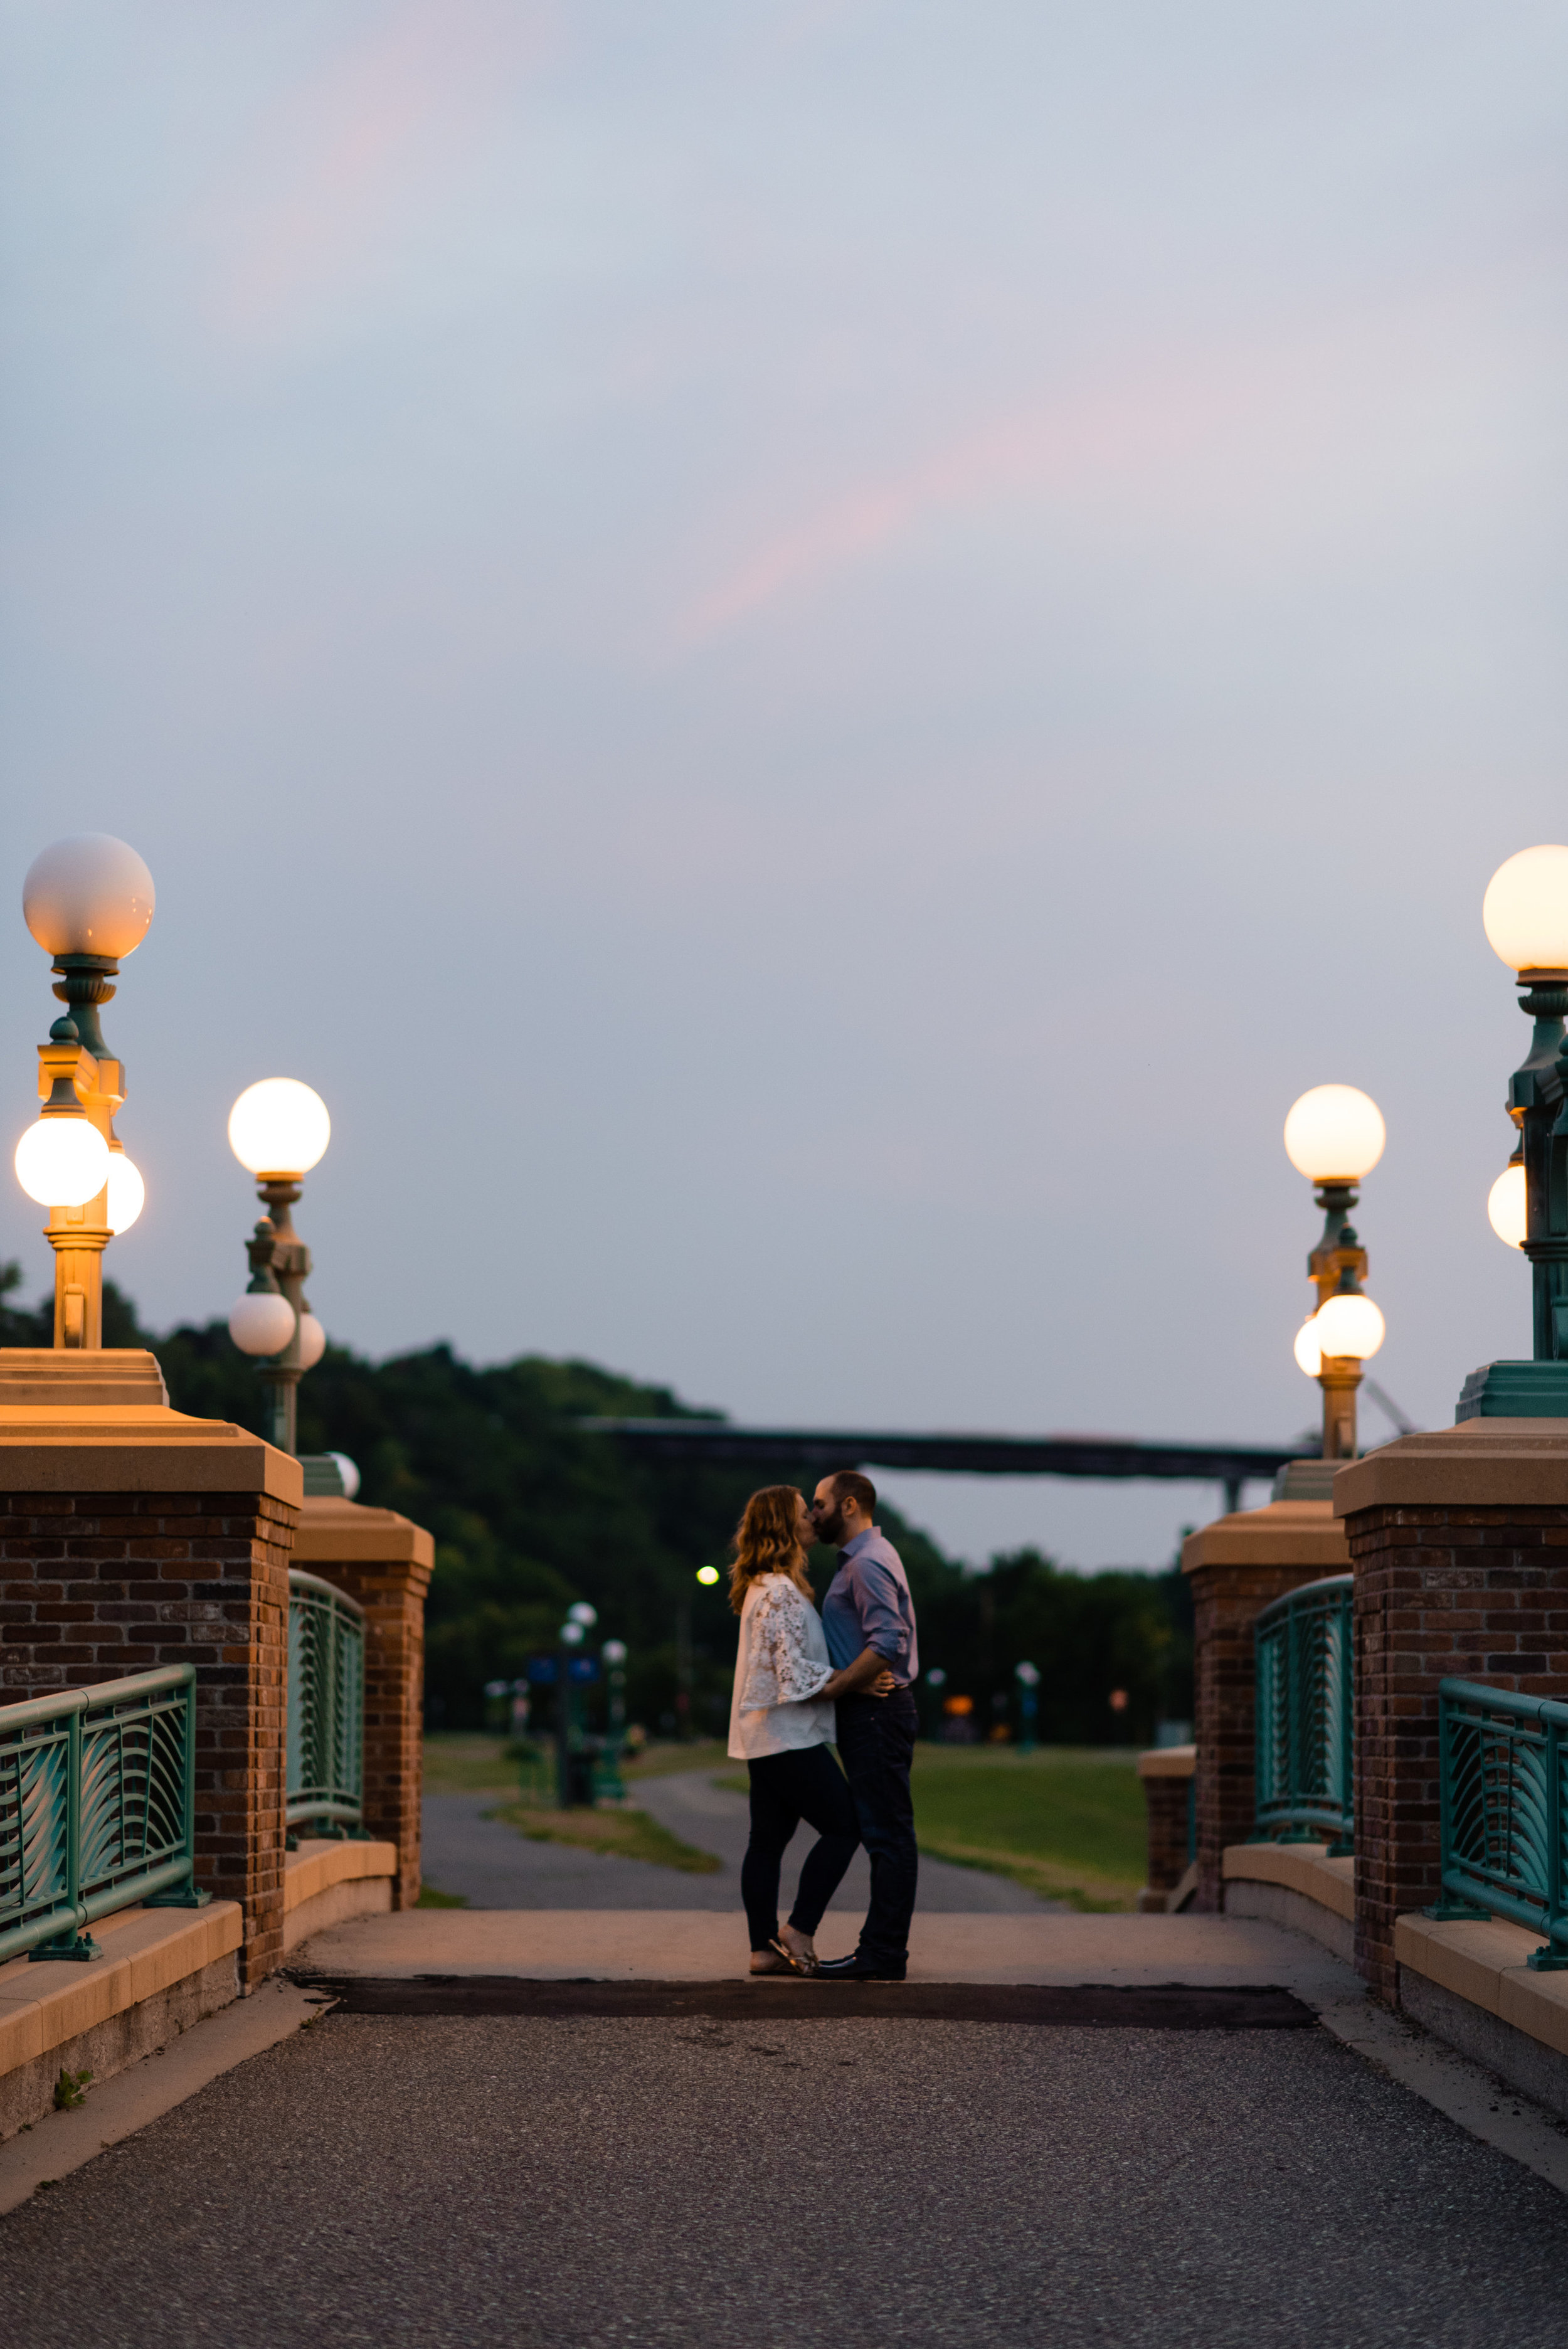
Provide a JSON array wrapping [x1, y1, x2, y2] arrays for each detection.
[[557, 1602, 598, 1808], [1462, 846, 1568, 1416], [1015, 1659, 1041, 1752], [226, 1079, 331, 1455], [13, 836, 152, 1349], [1284, 1084, 1387, 1460], [601, 1638, 629, 1798]]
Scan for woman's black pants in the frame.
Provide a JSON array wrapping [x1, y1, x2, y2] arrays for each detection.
[[742, 1742, 861, 1951]]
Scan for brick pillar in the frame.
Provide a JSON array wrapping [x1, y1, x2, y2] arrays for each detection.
[[1182, 1497, 1350, 1912], [0, 1359, 301, 1988], [293, 1497, 434, 1909], [1136, 1746, 1195, 1905], [1337, 1421, 1568, 2007]]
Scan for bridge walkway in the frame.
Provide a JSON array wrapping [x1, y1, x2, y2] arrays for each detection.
[[2, 1903, 1567, 2348]]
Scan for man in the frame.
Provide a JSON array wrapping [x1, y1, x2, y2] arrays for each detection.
[[810, 1468, 919, 1982]]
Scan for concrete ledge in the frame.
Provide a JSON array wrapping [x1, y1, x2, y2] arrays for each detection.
[[1136, 1744, 1195, 1778], [0, 1901, 243, 2139], [1223, 1841, 1353, 1922], [282, 1839, 398, 1953], [1225, 1879, 1354, 1965], [1222, 1844, 1354, 1963], [1393, 1911, 1568, 2124]]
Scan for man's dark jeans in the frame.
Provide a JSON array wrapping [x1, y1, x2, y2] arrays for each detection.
[[835, 1687, 919, 1969]]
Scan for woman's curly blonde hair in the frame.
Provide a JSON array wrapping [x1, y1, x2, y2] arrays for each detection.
[[728, 1484, 815, 1615]]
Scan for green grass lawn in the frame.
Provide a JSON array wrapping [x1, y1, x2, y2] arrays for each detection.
[[422, 1734, 1146, 1906], [423, 1734, 730, 1795], [906, 1746, 1145, 1910], [715, 1743, 1147, 1911]]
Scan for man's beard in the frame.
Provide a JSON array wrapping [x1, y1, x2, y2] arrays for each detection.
[[815, 1502, 846, 1546]]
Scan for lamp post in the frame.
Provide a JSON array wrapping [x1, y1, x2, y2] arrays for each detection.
[[600, 1638, 628, 1799], [1283, 1085, 1388, 1460], [13, 836, 152, 1349], [558, 1601, 598, 1808], [225, 1079, 331, 1455], [1461, 846, 1568, 1417], [1015, 1659, 1040, 1752]]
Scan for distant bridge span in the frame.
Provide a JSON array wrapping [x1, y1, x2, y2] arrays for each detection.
[[581, 1421, 1313, 1514]]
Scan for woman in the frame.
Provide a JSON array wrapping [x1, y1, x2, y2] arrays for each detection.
[[727, 1483, 880, 1976]]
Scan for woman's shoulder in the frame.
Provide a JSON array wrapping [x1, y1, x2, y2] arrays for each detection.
[[748, 1572, 809, 1613]]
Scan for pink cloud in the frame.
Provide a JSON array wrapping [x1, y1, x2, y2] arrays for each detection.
[[205, 0, 554, 339], [667, 280, 1489, 648]]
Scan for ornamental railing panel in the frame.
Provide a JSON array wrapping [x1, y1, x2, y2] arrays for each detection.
[[0, 1667, 205, 1964], [287, 1571, 364, 1834], [1434, 1679, 1568, 1968], [1253, 1574, 1354, 1848]]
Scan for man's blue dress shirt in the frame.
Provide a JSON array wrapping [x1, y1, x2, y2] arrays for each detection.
[[821, 1526, 919, 1687]]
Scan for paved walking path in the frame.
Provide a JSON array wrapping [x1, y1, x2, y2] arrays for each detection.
[[422, 1766, 1052, 1914], [293, 1906, 1355, 1988], [4, 1975, 1566, 2346]]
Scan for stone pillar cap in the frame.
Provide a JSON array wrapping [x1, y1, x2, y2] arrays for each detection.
[[0, 1364, 300, 1500], [1181, 1496, 1350, 1574], [294, 1494, 435, 1571], [1335, 1418, 1568, 1515]]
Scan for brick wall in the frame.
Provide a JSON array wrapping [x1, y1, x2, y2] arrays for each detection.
[[1187, 1559, 1321, 1910], [1347, 1500, 1568, 2005], [1141, 1769, 1193, 1896], [0, 1487, 297, 1986], [304, 1549, 432, 1909]]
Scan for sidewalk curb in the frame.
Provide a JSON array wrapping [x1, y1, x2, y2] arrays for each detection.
[[1314, 1993, 1568, 2196], [0, 1978, 326, 2217]]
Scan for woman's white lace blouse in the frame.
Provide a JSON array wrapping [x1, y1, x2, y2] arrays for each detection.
[[727, 1574, 835, 1760]]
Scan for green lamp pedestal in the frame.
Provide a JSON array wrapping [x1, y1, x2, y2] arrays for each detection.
[[1456, 1362, 1568, 1419]]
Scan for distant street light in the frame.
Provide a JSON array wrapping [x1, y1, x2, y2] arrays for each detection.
[[13, 835, 152, 1348], [601, 1638, 628, 1799], [1015, 1660, 1041, 1753], [1284, 1084, 1387, 1460], [556, 1606, 598, 1807], [1463, 847, 1568, 1416], [226, 1078, 331, 1455]]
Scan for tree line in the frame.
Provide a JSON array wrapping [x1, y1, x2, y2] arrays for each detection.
[[0, 1265, 1192, 1743]]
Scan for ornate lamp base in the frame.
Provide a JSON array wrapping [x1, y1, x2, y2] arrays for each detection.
[[1456, 1361, 1568, 1419]]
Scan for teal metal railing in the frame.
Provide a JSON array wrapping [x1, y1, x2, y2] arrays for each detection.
[[1254, 1573, 1354, 1848], [1434, 1679, 1568, 1969], [0, 1667, 207, 1965], [287, 1571, 364, 1835]]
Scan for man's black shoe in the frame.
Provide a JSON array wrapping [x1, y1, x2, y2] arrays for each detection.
[[815, 1954, 908, 1982]]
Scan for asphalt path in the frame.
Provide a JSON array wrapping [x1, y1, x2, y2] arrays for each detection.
[[3, 2010, 1564, 2346], [421, 1767, 1052, 1917]]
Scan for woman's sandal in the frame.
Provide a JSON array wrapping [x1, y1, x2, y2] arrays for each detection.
[[770, 1936, 820, 1977]]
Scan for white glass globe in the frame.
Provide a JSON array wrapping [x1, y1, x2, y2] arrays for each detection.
[[1283, 1086, 1387, 1182], [602, 1638, 628, 1666], [295, 1312, 327, 1371], [1294, 1317, 1323, 1378], [228, 1291, 297, 1357], [561, 1621, 586, 1646], [1482, 846, 1568, 973], [568, 1601, 598, 1626], [23, 835, 155, 960], [326, 1451, 360, 1500], [1487, 1162, 1527, 1249], [14, 1115, 110, 1207], [106, 1153, 145, 1234], [228, 1079, 330, 1177], [1315, 1291, 1386, 1360]]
